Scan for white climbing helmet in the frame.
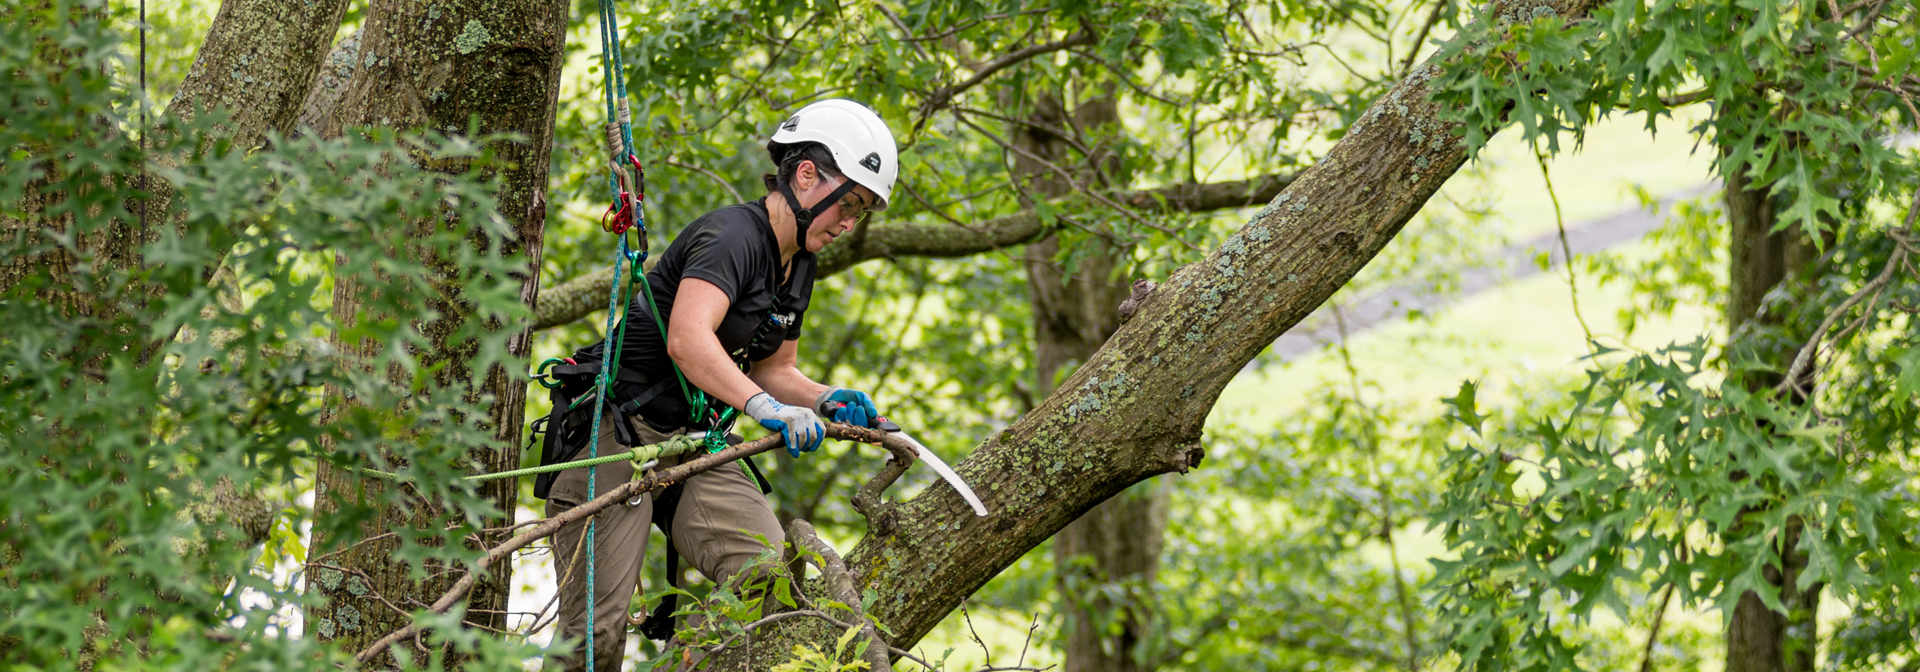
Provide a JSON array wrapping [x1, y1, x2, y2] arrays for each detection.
[[767, 99, 898, 211]]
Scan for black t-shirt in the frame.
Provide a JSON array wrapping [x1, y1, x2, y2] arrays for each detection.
[[578, 200, 814, 425]]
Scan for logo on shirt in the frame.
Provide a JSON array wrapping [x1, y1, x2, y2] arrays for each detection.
[[769, 311, 796, 329]]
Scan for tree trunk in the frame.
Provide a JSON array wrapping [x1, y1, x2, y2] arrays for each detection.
[[702, 0, 1603, 664], [1722, 146, 1824, 672], [1009, 93, 1171, 672], [306, 0, 564, 658]]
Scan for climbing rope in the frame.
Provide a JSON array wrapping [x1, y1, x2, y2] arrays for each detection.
[[580, 1, 634, 664]]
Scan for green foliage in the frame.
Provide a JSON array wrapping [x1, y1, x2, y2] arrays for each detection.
[[1431, 0, 1918, 238], [1423, 0, 1920, 667], [1431, 329, 1920, 669], [2, 3, 533, 667]]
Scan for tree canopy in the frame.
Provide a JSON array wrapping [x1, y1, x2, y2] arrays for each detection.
[[3, 0, 1916, 670]]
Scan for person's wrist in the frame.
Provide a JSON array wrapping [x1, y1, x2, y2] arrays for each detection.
[[813, 386, 845, 415], [744, 392, 779, 420]]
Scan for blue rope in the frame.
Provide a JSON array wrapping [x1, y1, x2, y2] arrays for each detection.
[[582, 1, 638, 667]]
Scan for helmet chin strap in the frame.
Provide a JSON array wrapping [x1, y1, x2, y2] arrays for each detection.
[[778, 178, 860, 245]]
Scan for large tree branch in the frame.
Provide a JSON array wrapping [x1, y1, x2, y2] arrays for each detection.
[[700, 0, 1604, 658], [168, 0, 351, 151], [531, 173, 1294, 330]]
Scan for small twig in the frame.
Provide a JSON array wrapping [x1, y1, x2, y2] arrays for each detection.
[[662, 158, 743, 203], [952, 105, 1097, 158], [1399, 0, 1447, 76], [304, 562, 413, 620], [867, 0, 934, 61], [951, 111, 1197, 249], [1638, 582, 1678, 672], [891, 9, 1049, 44], [910, 32, 1097, 140], [1537, 150, 1595, 348], [1775, 187, 1919, 396], [789, 519, 891, 672], [962, 603, 994, 668], [1016, 612, 1042, 667], [1061, 47, 1186, 107]]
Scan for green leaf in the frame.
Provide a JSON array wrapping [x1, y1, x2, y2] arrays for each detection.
[[773, 575, 797, 609], [1442, 379, 1486, 435]]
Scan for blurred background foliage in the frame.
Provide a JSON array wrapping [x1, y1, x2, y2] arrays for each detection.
[[5, 0, 1916, 669]]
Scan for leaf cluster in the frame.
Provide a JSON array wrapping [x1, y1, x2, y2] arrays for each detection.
[[2, 4, 536, 667]]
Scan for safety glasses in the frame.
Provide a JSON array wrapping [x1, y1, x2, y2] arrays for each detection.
[[837, 189, 874, 226]]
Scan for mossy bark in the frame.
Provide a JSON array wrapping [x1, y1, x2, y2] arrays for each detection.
[[306, 0, 566, 659], [702, 0, 1601, 665]]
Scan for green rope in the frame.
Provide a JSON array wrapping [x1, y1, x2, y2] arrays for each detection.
[[353, 435, 703, 483]]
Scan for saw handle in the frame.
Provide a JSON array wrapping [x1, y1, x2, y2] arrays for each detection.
[[825, 401, 899, 432]]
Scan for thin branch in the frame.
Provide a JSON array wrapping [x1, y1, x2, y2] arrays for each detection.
[[663, 12, 825, 139], [1062, 47, 1186, 106], [867, 0, 934, 61], [1537, 150, 1595, 347], [891, 8, 1050, 43], [1638, 582, 1677, 672], [1775, 186, 1919, 396], [1399, 0, 1448, 77], [910, 32, 1097, 140], [951, 110, 1197, 249], [662, 158, 744, 203], [952, 105, 1097, 159], [788, 519, 891, 672], [943, 33, 1094, 106], [1841, 0, 1893, 41]]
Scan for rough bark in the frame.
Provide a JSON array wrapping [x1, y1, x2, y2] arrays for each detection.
[[1722, 146, 1824, 672], [306, 0, 565, 658], [1010, 92, 1171, 672], [295, 30, 360, 135], [531, 173, 1295, 330], [699, 0, 1602, 663], [169, 0, 351, 147]]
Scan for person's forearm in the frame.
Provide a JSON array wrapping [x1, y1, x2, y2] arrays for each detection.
[[749, 365, 826, 408]]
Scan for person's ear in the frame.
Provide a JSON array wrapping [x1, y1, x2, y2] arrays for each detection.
[[795, 160, 817, 189]]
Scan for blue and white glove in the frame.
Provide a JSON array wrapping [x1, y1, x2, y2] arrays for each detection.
[[744, 392, 824, 457], [814, 387, 879, 428]]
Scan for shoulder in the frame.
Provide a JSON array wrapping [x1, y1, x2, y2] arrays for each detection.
[[681, 202, 772, 250], [697, 202, 769, 234]]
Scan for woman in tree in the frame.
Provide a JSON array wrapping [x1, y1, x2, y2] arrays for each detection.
[[544, 99, 899, 670]]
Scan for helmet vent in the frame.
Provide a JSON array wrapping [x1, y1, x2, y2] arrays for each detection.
[[859, 152, 882, 172], [781, 116, 801, 131]]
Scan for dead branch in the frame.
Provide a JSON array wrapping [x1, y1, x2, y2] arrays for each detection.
[[788, 519, 891, 671]]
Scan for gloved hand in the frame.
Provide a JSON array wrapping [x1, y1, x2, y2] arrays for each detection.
[[814, 387, 879, 428], [744, 392, 824, 457]]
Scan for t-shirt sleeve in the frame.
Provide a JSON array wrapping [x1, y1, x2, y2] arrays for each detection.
[[677, 218, 756, 303]]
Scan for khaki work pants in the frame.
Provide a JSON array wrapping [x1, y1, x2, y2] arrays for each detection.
[[543, 416, 785, 672]]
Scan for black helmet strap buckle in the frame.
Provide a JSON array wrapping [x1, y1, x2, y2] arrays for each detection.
[[778, 176, 860, 243]]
